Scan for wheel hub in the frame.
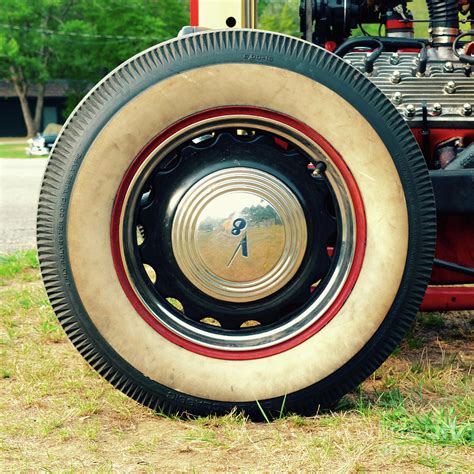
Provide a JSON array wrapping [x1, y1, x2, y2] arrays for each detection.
[[172, 168, 307, 302]]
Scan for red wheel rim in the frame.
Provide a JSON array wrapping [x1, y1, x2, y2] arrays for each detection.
[[111, 107, 366, 360]]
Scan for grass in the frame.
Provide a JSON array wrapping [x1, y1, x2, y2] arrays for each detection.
[[0, 143, 30, 159], [0, 250, 39, 285], [382, 406, 472, 446], [0, 141, 47, 159], [0, 250, 473, 471]]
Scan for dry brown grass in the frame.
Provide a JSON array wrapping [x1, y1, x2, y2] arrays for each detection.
[[0, 251, 472, 472]]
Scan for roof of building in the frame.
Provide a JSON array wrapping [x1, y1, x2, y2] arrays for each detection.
[[0, 80, 72, 98]]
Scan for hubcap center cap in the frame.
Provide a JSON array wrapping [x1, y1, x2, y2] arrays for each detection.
[[195, 192, 285, 282], [172, 168, 307, 302]]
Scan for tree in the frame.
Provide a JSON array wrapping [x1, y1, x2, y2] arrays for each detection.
[[0, 0, 188, 136], [0, 0, 66, 136], [258, 0, 300, 37]]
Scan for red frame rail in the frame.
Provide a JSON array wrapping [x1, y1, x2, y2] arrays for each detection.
[[420, 286, 474, 312]]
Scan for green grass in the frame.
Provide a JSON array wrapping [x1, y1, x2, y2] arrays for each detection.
[[0, 143, 29, 159], [0, 249, 472, 471], [0, 250, 39, 285], [0, 142, 47, 159], [383, 405, 473, 446]]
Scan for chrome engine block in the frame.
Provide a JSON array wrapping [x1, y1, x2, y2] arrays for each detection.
[[344, 51, 474, 126]]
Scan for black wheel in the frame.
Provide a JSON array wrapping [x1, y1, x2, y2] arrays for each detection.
[[37, 30, 435, 418]]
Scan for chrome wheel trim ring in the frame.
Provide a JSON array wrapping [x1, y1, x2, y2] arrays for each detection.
[[172, 168, 307, 302], [118, 114, 357, 351]]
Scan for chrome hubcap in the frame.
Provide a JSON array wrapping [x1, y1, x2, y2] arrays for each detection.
[[172, 168, 307, 302]]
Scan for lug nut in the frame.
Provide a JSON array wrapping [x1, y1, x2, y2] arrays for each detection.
[[391, 71, 402, 84], [404, 104, 416, 118], [462, 103, 472, 116], [390, 53, 400, 65], [311, 161, 327, 177], [444, 61, 454, 73], [391, 92, 403, 105], [431, 103, 442, 116], [444, 80, 456, 94]]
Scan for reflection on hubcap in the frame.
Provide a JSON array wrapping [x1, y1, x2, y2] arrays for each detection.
[[172, 168, 307, 302]]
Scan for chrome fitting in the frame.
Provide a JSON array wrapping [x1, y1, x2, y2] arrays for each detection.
[[391, 71, 402, 84], [430, 27, 459, 46], [444, 81, 456, 94], [431, 103, 442, 116], [404, 104, 416, 118], [390, 53, 400, 65], [444, 61, 454, 73], [461, 103, 472, 116], [391, 92, 403, 105]]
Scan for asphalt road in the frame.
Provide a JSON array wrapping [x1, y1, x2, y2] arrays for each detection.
[[0, 159, 48, 254]]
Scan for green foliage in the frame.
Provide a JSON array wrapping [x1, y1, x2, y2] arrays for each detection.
[[259, 0, 300, 37], [0, 0, 188, 81], [61, 81, 90, 119], [55, 0, 188, 82], [0, 0, 188, 134]]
